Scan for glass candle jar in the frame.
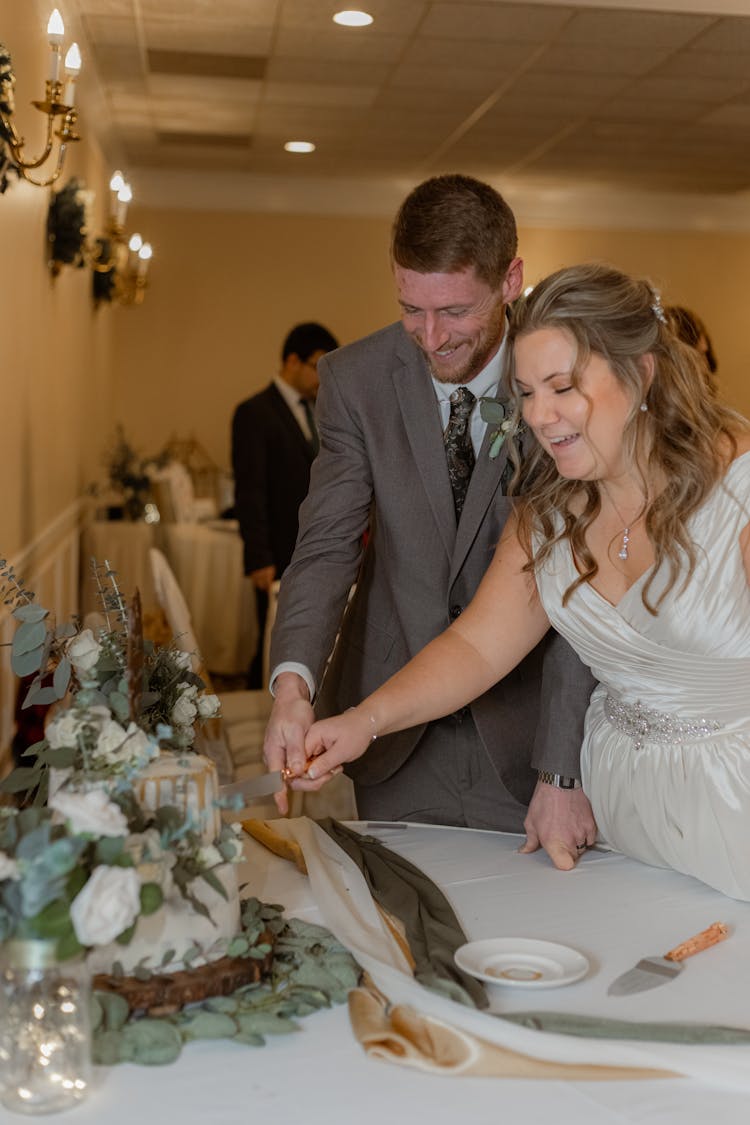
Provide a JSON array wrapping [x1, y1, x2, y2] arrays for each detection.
[[0, 940, 91, 1115]]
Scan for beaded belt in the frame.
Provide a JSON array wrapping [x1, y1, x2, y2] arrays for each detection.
[[603, 695, 723, 751]]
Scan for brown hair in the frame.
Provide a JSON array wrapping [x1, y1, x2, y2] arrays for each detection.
[[507, 263, 746, 613], [391, 174, 517, 289]]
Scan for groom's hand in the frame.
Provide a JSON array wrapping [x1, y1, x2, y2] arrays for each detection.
[[263, 672, 315, 814], [520, 784, 597, 870]]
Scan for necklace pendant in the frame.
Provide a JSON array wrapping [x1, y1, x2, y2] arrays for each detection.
[[618, 528, 630, 561]]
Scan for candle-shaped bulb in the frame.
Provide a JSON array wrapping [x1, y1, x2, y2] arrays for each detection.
[[47, 9, 65, 44], [115, 182, 132, 227], [64, 43, 81, 75], [128, 233, 142, 253], [137, 242, 152, 277], [63, 43, 81, 106], [110, 170, 125, 193]]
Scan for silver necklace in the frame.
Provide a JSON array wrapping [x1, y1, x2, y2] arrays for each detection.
[[600, 484, 643, 562]]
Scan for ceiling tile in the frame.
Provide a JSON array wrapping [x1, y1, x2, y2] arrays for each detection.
[[420, 3, 574, 43]]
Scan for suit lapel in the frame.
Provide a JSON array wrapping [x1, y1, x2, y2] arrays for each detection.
[[268, 384, 314, 462], [450, 391, 510, 586], [392, 338, 456, 560]]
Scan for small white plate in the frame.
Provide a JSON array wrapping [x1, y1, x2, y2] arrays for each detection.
[[455, 938, 589, 989]]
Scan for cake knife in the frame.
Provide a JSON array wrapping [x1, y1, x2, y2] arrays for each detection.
[[607, 922, 729, 996], [219, 770, 285, 801]]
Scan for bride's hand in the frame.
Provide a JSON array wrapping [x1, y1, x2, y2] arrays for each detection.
[[296, 709, 374, 788]]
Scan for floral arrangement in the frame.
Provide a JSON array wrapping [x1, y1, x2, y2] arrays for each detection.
[[0, 557, 240, 961], [95, 424, 164, 522], [2, 558, 219, 802], [47, 177, 90, 274]]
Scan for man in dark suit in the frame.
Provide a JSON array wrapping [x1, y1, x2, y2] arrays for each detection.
[[265, 176, 597, 868], [231, 322, 339, 687]]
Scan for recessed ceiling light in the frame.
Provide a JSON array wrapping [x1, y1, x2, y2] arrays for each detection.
[[333, 10, 374, 27], [284, 140, 316, 154]]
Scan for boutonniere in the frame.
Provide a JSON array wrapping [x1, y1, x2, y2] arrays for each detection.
[[479, 399, 515, 460]]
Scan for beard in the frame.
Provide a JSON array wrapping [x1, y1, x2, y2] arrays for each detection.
[[422, 302, 507, 385]]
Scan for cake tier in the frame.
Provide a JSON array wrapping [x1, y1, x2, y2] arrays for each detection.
[[86, 862, 240, 974], [134, 751, 222, 844]]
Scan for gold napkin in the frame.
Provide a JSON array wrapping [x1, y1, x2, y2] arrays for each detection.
[[349, 984, 675, 1080]]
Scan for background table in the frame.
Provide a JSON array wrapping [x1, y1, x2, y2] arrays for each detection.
[[8, 825, 750, 1124], [80, 520, 256, 675]]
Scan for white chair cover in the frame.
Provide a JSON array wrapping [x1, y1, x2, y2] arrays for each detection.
[[147, 547, 201, 672]]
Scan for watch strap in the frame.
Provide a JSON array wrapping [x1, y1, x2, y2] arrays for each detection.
[[537, 770, 581, 790]]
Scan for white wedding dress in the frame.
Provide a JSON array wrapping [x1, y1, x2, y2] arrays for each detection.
[[535, 451, 750, 900]]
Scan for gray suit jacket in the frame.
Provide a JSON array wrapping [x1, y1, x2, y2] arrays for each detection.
[[270, 322, 595, 806]]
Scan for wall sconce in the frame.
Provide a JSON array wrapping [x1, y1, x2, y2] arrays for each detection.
[[90, 171, 154, 306], [0, 10, 81, 188]]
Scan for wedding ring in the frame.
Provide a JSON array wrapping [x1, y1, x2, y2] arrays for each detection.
[[575, 842, 587, 851], [280, 766, 295, 782]]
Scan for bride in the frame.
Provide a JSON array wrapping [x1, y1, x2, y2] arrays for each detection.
[[296, 263, 750, 901]]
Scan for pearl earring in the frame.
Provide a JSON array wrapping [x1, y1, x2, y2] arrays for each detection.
[[640, 402, 648, 412]]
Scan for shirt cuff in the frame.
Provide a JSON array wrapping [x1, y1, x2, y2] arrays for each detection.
[[269, 661, 316, 703]]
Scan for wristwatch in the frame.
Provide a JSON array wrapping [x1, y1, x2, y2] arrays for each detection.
[[537, 770, 581, 790]]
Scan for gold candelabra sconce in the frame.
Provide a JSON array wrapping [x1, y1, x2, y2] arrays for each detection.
[[91, 171, 153, 307], [0, 9, 81, 189]]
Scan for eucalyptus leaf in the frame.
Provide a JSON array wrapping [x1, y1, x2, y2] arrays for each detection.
[[489, 432, 505, 459], [12, 604, 48, 624], [55, 927, 83, 961], [24, 686, 60, 707], [92, 1028, 126, 1066], [479, 399, 507, 424], [235, 1012, 299, 1037], [120, 1020, 183, 1066], [53, 656, 72, 698], [140, 882, 163, 916], [0, 767, 42, 794], [14, 648, 44, 680], [12, 620, 47, 655], [179, 1012, 237, 1041], [95, 991, 130, 1032]]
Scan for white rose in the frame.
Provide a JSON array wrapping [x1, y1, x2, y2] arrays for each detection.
[[197, 844, 223, 869], [70, 865, 142, 946], [197, 693, 220, 719], [119, 723, 158, 766], [49, 788, 128, 837], [66, 629, 103, 674], [92, 716, 131, 763], [0, 852, 20, 881], [171, 684, 198, 727], [46, 704, 110, 751]]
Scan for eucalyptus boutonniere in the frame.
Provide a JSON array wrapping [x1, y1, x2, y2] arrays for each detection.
[[479, 398, 515, 459]]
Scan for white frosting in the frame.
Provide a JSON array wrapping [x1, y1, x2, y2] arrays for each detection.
[[133, 752, 222, 844], [87, 863, 240, 974]]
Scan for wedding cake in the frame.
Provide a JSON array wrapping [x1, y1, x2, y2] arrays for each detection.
[[88, 753, 242, 975]]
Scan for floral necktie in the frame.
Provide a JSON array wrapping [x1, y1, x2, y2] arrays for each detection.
[[444, 386, 475, 520], [300, 397, 320, 455]]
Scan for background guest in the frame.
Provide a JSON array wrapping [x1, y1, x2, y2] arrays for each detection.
[[232, 321, 339, 688]]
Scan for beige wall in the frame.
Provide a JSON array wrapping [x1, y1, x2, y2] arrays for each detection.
[[3, 5, 750, 562], [114, 206, 750, 473], [0, 1, 117, 558]]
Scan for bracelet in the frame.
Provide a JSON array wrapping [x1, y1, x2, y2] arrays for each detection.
[[368, 715, 378, 743], [537, 770, 580, 790]]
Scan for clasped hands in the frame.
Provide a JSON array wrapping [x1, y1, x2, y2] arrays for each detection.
[[265, 692, 596, 869]]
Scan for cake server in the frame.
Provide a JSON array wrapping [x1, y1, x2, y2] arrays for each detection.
[[608, 922, 729, 996], [219, 770, 285, 801]]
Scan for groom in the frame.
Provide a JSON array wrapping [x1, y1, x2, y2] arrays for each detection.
[[265, 174, 596, 868]]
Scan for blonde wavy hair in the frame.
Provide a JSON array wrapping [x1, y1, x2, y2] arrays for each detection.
[[506, 263, 746, 613]]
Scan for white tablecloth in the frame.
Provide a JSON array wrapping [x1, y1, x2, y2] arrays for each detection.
[[80, 521, 256, 675], [11, 825, 750, 1124]]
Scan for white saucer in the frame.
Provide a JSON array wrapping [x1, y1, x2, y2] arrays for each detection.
[[455, 938, 589, 989]]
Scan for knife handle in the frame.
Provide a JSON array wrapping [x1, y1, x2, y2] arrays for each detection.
[[664, 921, 729, 962]]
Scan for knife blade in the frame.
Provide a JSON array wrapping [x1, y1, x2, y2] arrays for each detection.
[[219, 770, 285, 802], [608, 921, 729, 996]]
